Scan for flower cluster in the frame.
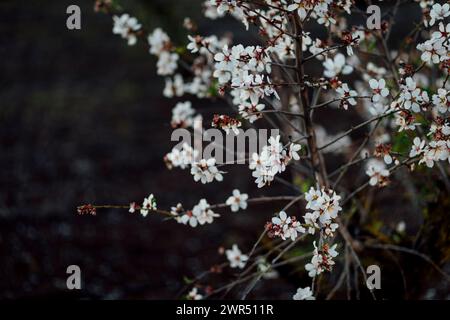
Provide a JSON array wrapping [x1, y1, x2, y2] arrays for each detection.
[[427, 3, 450, 26], [418, 119, 450, 168], [171, 101, 200, 128], [97, 0, 450, 301], [129, 194, 157, 217], [226, 244, 249, 269], [387, 15, 450, 170], [238, 94, 265, 123], [417, 21, 450, 65], [191, 158, 224, 184], [184, 33, 230, 98], [305, 242, 339, 278], [303, 187, 342, 237], [335, 83, 358, 110], [266, 187, 342, 242], [432, 88, 450, 114], [187, 287, 203, 300], [249, 135, 301, 188], [148, 28, 178, 76], [293, 287, 315, 300], [172, 199, 220, 227], [164, 143, 199, 170], [397, 77, 429, 113], [287, 0, 341, 26], [214, 44, 277, 112], [366, 159, 390, 187], [266, 211, 305, 241], [390, 77, 450, 170], [171, 189, 248, 229], [165, 142, 224, 185], [112, 14, 141, 46]]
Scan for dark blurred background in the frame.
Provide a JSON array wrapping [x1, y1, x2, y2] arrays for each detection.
[[0, 0, 298, 299]]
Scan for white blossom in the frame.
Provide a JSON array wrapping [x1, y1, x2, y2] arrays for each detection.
[[417, 40, 446, 64], [191, 158, 224, 184], [192, 199, 220, 225], [148, 28, 170, 56], [366, 159, 390, 186], [171, 101, 196, 128], [112, 14, 141, 46], [396, 221, 406, 233], [369, 78, 389, 102], [287, 0, 333, 25], [249, 136, 300, 188], [157, 51, 179, 76], [305, 242, 338, 278], [269, 211, 305, 241], [323, 53, 353, 78], [336, 83, 358, 109], [176, 211, 199, 228], [432, 88, 450, 113], [420, 140, 449, 168], [238, 94, 265, 123], [187, 35, 202, 53], [303, 187, 342, 237], [187, 287, 203, 300], [226, 244, 248, 269], [226, 189, 248, 212], [140, 194, 157, 217], [431, 22, 450, 43], [395, 112, 418, 132], [398, 77, 429, 113], [293, 287, 315, 300], [163, 74, 185, 98], [429, 3, 450, 26], [410, 137, 426, 158], [165, 143, 199, 170]]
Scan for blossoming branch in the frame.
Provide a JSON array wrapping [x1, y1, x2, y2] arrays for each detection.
[[82, 0, 450, 300]]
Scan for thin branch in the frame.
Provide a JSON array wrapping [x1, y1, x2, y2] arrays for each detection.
[[318, 110, 398, 151], [366, 243, 450, 282]]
